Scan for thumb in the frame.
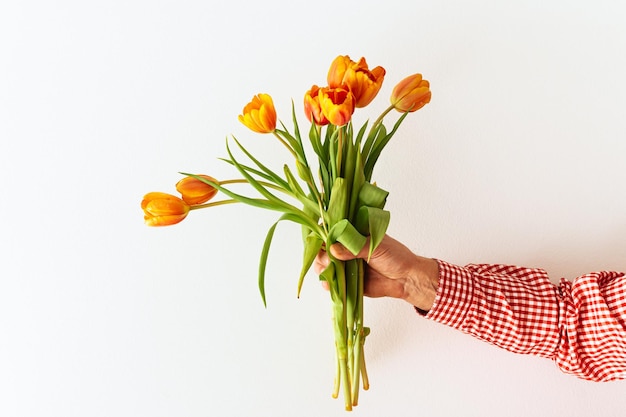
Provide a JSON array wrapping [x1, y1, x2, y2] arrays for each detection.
[[329, 239, 371, 261]]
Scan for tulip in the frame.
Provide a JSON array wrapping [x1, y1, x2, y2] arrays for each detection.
[[318, 86, 355, 126], [327, 55, 385, 108], [176, 175, 218, 205], [327, 55, 353, 89], [304, 85, 330, 126], [390, 73, 431, 112], [142, 192, 190, 226], [238, 93, 277, 133]]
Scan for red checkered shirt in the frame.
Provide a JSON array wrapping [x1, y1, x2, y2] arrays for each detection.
[[424, 260, 626, 382]]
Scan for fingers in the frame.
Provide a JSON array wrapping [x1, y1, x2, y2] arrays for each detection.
[[314, 250, 330, 275]]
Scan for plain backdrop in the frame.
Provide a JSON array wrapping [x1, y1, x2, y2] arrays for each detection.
[[2, 1, 626, 416]]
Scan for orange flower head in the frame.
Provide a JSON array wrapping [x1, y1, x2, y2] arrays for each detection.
[[238, 93, 277, 133], [176, 175, 218, 205], [303, 85, 329, 126], [141, 192, 190, 226], [318, 86, 355, 126], [327, 55, 353, 89], [390, 73, 432, 112], [327, 55, 385, 108]]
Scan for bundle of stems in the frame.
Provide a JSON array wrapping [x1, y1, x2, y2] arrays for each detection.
[[185, 105, 409, 410]]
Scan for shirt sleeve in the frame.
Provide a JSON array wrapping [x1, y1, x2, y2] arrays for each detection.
[[423, 260, 626, 382]]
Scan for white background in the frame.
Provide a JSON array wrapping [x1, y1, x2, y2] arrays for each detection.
[[2, 1, 626, 416]]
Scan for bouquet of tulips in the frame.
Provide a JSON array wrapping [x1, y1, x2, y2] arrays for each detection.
[[141, 55, 431, 411]]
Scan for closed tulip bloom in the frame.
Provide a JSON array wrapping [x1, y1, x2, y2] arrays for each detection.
[[318, 86, 355, 126], [142, 192, 190, 226], [176, 175, 218, 205], [390, 73, 431, 112], [327, 55, 385, 108], [238, 93, 277, 133], [304, 85, 329, 126], [327, 55, 353, 89]]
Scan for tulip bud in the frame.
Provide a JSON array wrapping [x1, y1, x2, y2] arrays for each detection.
[[176, 175, 218, 205], [141, 192, 190, 226], [238, 93, 277, 133], [390, 73, 431, 113]]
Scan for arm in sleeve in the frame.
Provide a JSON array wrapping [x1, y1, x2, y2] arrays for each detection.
[[423, 260, 626, 382]]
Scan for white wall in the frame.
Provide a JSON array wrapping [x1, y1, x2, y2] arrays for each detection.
[[2, 1, 626, 416]]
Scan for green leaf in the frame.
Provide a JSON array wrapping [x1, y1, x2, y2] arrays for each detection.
[[258, 221, 279, 308], [327, 177, 348, 225], [355, 206, 390, 259], [297, 233, 324, 298], [229, 136, 290, 189], [358, 182, 389, 209], [328, 219, 367, 256], [218, 158, 289, 189], [364, 111, 410, 181], [226, 139, 300, 213]]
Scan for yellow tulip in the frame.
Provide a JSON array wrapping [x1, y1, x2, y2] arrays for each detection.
[[141, 192, 190, 226], [390, 73, 431, 112], [238, 93, 277, 133], [318, 86, 355, 126], [327, 55, 385, 108], [175, 175, 218, 205], [304, 85, 330, 126]]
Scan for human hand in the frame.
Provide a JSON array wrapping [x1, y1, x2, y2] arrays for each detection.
[[314, 235, 439, 312]]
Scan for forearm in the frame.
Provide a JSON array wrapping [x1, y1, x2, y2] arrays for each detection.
[[420, 260, 626, 381]]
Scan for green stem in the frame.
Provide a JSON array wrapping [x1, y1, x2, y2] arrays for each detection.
[[273, 131, 297, 158], [188, 199, 239, 210], [369, 104, 395, 135], [337, 127, 344, 176]]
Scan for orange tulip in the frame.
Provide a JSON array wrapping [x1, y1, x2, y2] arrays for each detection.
[[327, 55, 353, 89], [327, 55, 385, 108], [303, 85, 329, 126], [390, 73, 431, 112], [238, 93, 277, 133], [318, 86, 355, 126], [142, 192, 190, 226], [176, 175, 218, 205]]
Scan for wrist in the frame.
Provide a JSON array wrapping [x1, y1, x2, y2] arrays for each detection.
[[403, 256, 439, 311]]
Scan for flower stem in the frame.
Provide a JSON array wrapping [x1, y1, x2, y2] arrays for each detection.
[[273, 131, 297, 158], [369, 104, 395, 136], [188, 199, 239, 210]]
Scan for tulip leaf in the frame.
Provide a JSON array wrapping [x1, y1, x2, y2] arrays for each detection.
[[355, 206, 390, 259], [229, 136, 290, 190], [328, 219, 367, 256], [358, 182, 389, 209], [258, 220, 280, 307], [259, 212, 326, 307], [354, 120, 369, 149], [284, 164, 306, 197], [227, 139, 301, 214], [327, 177, 348, 225], [348, 151, 365, 220], [362, 123, 386, 169], [219, 158, 289, 190], [364, 111, 410, 181], [297, 233, 324, 298]]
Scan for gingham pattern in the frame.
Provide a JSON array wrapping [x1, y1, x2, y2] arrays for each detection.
[[425, 260, 626, 382]]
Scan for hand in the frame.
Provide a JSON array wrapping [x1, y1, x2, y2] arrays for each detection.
[[314, 235, 439, 312]]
